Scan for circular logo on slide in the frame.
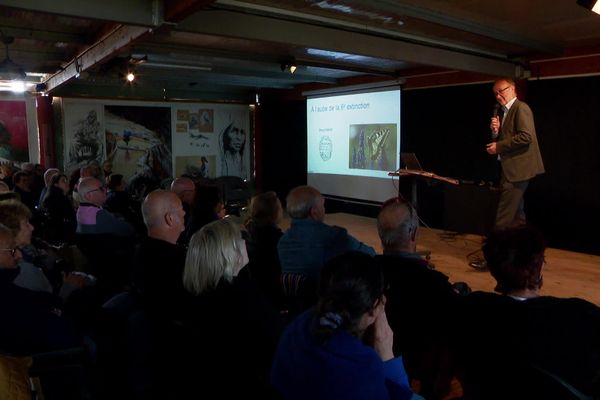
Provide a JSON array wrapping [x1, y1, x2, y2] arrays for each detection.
[[319, 135, 332, 161]]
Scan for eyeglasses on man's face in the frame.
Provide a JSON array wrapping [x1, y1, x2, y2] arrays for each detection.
[[493, 86, 511, 96], [88, 186, 106, 194], [0, 247, 20, 257]]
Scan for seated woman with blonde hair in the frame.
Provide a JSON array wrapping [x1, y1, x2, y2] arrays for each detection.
[[180, 218, 282, 398]]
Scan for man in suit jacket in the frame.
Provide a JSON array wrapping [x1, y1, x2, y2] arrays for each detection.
[[488, 78, 544, 228]]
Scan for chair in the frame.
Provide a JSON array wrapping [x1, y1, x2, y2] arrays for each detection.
[[216, 176, 251, 216], [279, 272, 317, 319], [0, 354, 34, 400]]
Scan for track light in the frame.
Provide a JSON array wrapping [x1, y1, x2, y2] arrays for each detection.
[[280, 62, 297, 74], [578, 0, 600, 14]]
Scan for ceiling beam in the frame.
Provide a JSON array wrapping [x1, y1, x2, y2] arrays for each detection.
[[0, 0, 163, 27], [341, 0, 562, 55], [164, 0, 217, 23], [44, 25, 152, 92], [52, 80, 252, 103], [0, 26, 90, 45], [178, 9, 520, 77]]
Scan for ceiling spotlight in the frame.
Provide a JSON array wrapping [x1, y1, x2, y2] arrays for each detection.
[[280, 62, 298, 74], [126, 72, 135, 82], [578, 0, 600, 14]]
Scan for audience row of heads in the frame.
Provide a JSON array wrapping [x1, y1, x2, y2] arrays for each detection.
[[0, 162, 44, 178], [313, 224, 547, 338], [286, 185, 546, 296]]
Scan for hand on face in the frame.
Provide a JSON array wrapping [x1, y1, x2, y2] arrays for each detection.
[[372, 306, 395, 362]]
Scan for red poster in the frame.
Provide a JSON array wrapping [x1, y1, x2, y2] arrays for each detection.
[[0, 100, 28, 162]]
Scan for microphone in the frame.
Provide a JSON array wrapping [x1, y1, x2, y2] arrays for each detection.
[[492, 103, 501, 118], [491, 104, 501, 137]]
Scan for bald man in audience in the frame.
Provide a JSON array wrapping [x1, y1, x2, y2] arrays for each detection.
[[375, 197, 464, 399], [132, 190, 188, 314], [76, 177, 134, 236], [278, 185, 375, 280]]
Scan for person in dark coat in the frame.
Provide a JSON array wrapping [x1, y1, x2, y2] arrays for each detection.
[[0, 223, 80, 355], [456, 226, 600, 399], [271, 252, 417, 400], [242, 191, 285, 308], [180, 218, 282, 398], [375, 196, 465, 399], [41, 173, 76, 244]]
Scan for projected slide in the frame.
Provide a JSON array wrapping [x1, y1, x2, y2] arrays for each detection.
[[349, 123, 397, 171], [307, 88, 401, 202]]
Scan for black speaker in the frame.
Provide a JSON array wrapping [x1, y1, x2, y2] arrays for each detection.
[[443, 183, 499, 235]]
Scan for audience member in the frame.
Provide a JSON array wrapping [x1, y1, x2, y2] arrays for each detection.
[[105, 174, 142, 231], [456, 226, 600, 399], [278, 185, 375, 280], [170, 176, 196, 238], [184, 183, 225, 242], [0, 223, 81, 355], [102, 160, 113, 179], [76, 177, 134, 236], [180, 218, 282, 397], [243, 191, 285, 308], [12, 171, 35, 211], [38, 167, 60, 207], [31, 163, 45, 202], [0, 199, 53, 293], [41, 173, 77, 244], [132, 190, 188, 315], [170, 177, 196, 211], [375, 197, 464, 399], [0, 163, 13, 188], [271, 251, 418, 400]]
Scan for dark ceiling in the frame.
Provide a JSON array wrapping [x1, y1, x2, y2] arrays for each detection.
[[1, 0, 600, 102]]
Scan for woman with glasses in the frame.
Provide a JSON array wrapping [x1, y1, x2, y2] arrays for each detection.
[[0, 223, 81, 356], [0, 199, 87, 299], [177, 218, 282, 398], [271, 251, 419, 400], [0, 199, 54, 293]]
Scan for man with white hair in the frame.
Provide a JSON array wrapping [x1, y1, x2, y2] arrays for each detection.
[[76, 176, 133, 236], [38, 167, 60, 206], [278, 185, 375, 280], [375, 197, 465, 399]]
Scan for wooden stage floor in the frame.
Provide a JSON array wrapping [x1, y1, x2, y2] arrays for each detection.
[[281, 213, 600, 306]]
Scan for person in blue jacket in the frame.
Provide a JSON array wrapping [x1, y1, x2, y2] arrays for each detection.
[[271, 251, 421, 400]]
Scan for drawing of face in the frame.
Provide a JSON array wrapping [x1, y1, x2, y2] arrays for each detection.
[[226, 126, 246, 153]]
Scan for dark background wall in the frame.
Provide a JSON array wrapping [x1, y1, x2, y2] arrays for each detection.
[[257, 76, 600, 256]]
